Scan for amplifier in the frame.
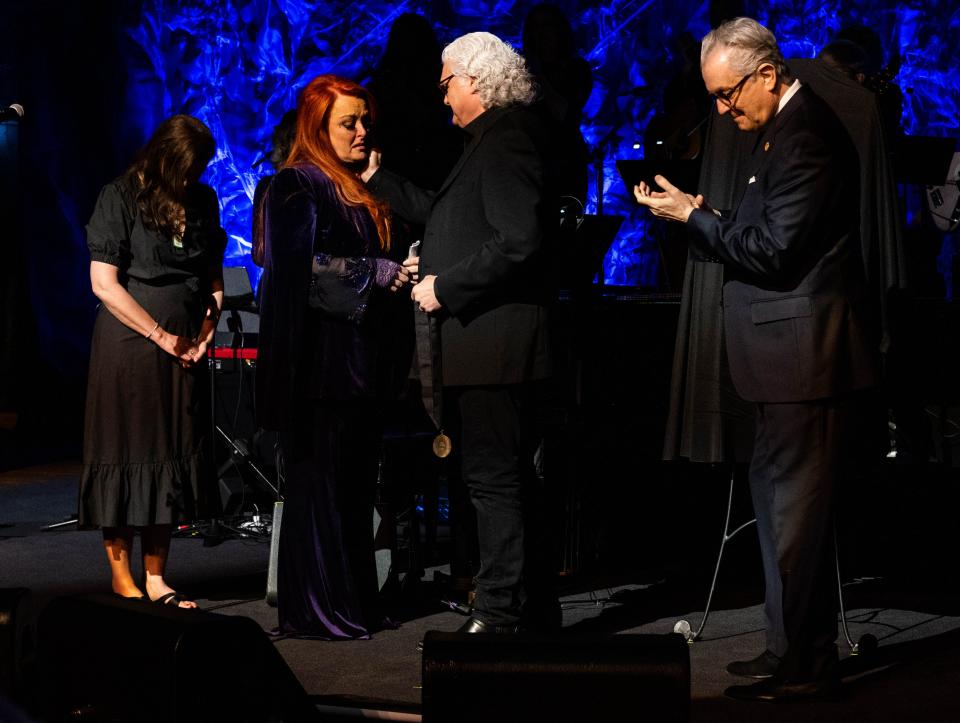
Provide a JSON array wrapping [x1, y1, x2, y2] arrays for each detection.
[[207, 347, 256, 376], [209, 347, 258, 360]]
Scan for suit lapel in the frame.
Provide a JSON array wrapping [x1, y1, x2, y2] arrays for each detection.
[[729, 134, 769, 214], [751, 86, 809, 176], [433, 106, 512, 203], [731, 86, 810, 214], [434, 135, 482, 200]]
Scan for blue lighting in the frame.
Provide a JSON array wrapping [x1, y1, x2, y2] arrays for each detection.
[[123, 0, 959, 289]]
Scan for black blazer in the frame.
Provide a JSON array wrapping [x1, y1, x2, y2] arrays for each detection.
[[688, 85, 880, 403], [368, 105, 551, 386]]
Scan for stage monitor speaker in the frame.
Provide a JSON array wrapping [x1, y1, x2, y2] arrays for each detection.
[[421, 632, 690, 723], [37, 593, 315, 722]]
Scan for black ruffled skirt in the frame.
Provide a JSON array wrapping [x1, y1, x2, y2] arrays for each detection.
[[78, 277, 217, 528]]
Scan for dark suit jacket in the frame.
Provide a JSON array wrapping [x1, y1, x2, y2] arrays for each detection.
[[687, 85, 880, 403], [368, 105, 551, 387]]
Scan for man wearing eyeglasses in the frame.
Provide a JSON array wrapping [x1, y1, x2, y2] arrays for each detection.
[[363, 32, 555, 635], [636, 17, 879, 702]]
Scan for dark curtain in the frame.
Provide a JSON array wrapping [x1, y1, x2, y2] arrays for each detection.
[[0, 0, 141, 462], [662, 109, 755, 463]]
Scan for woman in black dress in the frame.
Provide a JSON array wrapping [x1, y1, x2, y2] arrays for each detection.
[[255, 75, 407, 638], [80, 115, 226, 608]]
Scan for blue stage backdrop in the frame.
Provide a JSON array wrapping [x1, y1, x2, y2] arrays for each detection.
[[121, 0, 959, 290]]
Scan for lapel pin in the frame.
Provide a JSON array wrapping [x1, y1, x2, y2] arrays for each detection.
[[764, 141, 771, 152]]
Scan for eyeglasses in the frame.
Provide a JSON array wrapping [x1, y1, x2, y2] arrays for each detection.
[[712, 70, 755, 109], [437, 74, 456, 95]]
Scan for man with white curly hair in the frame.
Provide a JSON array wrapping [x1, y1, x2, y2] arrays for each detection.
[[364, 31, 556, 633]]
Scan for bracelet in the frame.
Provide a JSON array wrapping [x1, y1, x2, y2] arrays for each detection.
[[145, 321, 160, 340]]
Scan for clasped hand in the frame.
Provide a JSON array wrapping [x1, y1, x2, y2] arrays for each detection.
[[633, 174, 707, 223], [402, 257, 441, 313], [162, 310, 217, 369], [172, 335, 202, 368]]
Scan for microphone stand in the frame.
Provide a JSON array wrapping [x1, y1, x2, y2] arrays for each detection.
[[590, 126, 621, 219], [588, 126, 621, 289], [214, 304, 279, 499], [177, 293, 278, 545]]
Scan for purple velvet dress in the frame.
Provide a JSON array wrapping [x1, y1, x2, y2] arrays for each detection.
[[256, 164, 393, 639]]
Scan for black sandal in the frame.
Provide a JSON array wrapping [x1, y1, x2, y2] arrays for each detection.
[[153, 591, 195, 608]]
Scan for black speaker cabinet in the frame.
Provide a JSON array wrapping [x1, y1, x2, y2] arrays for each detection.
[[37, 594, 314, 722], [421, 632, 690, 723]]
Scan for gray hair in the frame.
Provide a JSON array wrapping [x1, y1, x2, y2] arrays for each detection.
[[701, 17, 789, 78], [441, 32, 536, 109]]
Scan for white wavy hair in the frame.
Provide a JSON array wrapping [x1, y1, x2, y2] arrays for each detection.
[[441, 32, 536, 109]]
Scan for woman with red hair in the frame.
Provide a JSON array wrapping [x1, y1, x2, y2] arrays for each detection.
[[255, 74, 406, 638]]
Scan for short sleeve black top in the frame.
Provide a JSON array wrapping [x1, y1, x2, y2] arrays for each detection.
[[86, 178, 227, 284]]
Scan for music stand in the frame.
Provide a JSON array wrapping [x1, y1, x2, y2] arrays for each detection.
[[893, 136, 960, 233], [893, 135, 956, 185], [216, 266, 259, 347], [552, 192, 624, 291], [577, 214, 625, 289]]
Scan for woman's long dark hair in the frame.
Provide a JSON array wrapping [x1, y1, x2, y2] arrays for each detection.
[[122, 114, 216, 238]]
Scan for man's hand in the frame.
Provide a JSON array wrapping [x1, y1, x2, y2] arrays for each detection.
[[359, 149, 381, 183], [634, 175, 703, 223], [411, 274, 441, 313], [402, 256, 420, 284]]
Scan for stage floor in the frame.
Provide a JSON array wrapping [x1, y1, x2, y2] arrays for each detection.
[[3, 461, 960, 721]]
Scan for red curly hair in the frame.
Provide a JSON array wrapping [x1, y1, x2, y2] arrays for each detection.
[[285, 74, 391, 250]]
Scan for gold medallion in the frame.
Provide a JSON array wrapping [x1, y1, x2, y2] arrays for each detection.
[[432, 432, 452, 458], [764, 141, 770, 152]]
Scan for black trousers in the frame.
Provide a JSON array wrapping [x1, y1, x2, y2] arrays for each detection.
[[749, 393, 863, 681], [447, 384, 546, 625]]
